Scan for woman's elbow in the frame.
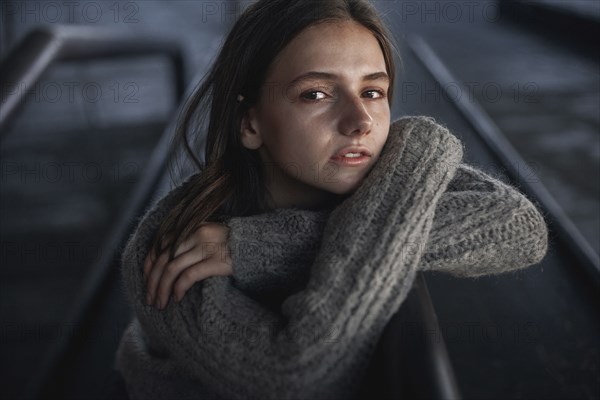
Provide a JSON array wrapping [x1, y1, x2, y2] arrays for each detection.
[[449, 193, 549, 279], [511, 197, 549, 268], [482, 192, 549, 275]]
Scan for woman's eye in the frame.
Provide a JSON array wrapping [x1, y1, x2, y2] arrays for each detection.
[[301, 90, 327, 101], [364, 89, 386, 99], [300, 88, 386, 103]]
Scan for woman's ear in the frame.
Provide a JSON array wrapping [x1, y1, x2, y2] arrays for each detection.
[[240, 107, 263, 150]]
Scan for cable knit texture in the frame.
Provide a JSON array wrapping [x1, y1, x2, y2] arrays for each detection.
[[115, 116, 548, 400]]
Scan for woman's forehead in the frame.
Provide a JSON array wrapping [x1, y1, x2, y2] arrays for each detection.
[[268, 21, 386, 82]]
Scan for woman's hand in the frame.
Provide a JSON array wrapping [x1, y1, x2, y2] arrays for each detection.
[[143, 222, 232, 310]]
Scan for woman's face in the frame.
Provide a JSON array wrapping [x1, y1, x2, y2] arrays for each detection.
[[240, 20, 391, 209]]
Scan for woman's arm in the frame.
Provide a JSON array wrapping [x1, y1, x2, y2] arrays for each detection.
[[226, 163, 549, 292], [420, 163, 548, 276], [226, 207, 330, 294], [118, 115, 463, 400]]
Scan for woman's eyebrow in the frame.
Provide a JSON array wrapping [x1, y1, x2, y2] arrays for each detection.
[[288, 71, 389, 86]]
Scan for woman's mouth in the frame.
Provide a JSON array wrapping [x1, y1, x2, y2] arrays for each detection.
[[330, 152, 371, 166], [330, 145, 372, 166]]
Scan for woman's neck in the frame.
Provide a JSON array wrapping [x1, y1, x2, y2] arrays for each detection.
[[264, 182, 344, 211]]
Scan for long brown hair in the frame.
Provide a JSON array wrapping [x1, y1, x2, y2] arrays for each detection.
[[152, 0, 401, 260]]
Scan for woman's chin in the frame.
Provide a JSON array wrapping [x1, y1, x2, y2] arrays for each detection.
[[323, 181, 361, 197]]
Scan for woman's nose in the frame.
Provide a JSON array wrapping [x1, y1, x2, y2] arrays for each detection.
[[339, 96, 373, 136]]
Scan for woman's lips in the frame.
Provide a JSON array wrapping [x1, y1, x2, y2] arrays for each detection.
[[332, 145, 372, 158], [329, 154, 371, 166]]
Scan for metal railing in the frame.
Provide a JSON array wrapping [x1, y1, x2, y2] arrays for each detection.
[[0, 24, 185, 134], [0, 24, 186, 400], [406, 34, 600, 288]]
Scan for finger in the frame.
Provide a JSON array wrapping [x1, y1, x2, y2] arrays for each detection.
[[145, 236, 197, 303], [145, 249, 170, 305], [172, 259, 229, 303], [143, 249, 158, 282], [155, 247, 211, 309], [148, 223, 226, 307], [144, 232, 172, 280]]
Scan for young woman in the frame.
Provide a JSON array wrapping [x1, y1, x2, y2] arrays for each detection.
[[115, 1, 549, 399]]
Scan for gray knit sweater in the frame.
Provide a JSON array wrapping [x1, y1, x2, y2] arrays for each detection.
[[115, 116, 548, 400]]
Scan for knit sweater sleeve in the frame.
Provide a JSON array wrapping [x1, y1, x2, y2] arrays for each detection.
[[420, 162, 548, 276], [117, 115, 463, 400], [226, 163, 549, 292], [226, 207, 330, 294]]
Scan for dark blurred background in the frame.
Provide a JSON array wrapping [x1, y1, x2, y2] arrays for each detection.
[[0, 1, 598, 399]]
